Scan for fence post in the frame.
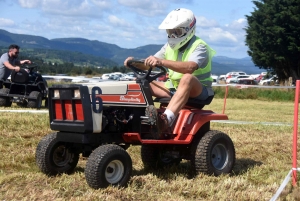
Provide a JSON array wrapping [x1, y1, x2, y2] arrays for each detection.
[[222, 85, 228, 114], [292, 80, 300, 186]]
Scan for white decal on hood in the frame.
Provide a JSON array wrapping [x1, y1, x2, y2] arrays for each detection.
[[120, 96, 141, 102]]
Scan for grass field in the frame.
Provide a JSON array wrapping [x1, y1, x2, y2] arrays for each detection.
[[0, 98, 300, 200]]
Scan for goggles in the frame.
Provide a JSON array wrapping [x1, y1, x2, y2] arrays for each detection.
[[166, 28, 187, 38]]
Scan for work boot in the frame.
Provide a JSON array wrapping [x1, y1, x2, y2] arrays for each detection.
[[145, 105, 169, 139], [156, 113, 169, 134]]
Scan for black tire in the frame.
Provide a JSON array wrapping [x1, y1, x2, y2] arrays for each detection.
[[141, 145, 181, 169], [0, 88, 11, 107], [191, 130, 235, 176], [27, 91, 42, 109], [85, 144, 132, 189], [35, 132, 79, 175]]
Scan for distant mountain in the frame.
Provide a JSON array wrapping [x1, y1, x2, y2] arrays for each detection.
[[0, 29, 263, 75]]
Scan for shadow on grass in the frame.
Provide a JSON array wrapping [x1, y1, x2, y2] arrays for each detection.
[[72, 158, 262, 181], [132, 158, 263, 181], [232, 158, 263, 175]]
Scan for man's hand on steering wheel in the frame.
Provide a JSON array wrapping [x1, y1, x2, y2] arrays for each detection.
[[144, 55, 163, 67]]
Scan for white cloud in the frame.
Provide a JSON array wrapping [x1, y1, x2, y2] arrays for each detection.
[[18, 0, 40, 8], [201, 27, 238, 44], [0, 18, 15, 27], [226, 18, 247, 30], [90, 0, 112, 9], [118, 0, 166, 17], [108, 15, 131, 27], [196, 16, 219, 28]]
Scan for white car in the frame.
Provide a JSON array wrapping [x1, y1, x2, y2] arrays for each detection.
[[119, 73, 136, 81], [211, 75, 218, 84], [225, 71, 247, 79], [227, 75, 253, 84], [259, 76, 277, 85], [101, 74, 111, 80]]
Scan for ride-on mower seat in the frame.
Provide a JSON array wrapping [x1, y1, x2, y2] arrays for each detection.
[[154, 95, 214, 109], [11, 69, 29, 84]]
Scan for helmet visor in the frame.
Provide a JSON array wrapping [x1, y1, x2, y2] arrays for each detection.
[[166, 28, 186, 38]]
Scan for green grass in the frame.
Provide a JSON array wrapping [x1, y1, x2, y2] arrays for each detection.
[[213, 86, 295, 102], [1, 98, 300, 200]]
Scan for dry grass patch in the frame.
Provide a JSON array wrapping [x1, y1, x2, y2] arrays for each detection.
[[1, 99, 300, 200]]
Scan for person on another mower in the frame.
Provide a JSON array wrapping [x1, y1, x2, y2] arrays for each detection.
[[0, 44, 31, 81], [124, 8, 215, 137]]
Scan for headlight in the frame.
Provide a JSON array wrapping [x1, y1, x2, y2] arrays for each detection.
[[74, 89, 81, 98], [54, 90, 60, 98]]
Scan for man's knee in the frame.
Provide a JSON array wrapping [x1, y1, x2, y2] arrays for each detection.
[[179, 74, 196, 86]]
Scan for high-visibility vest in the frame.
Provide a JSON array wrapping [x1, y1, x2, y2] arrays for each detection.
[[164, 36, 215, 89]]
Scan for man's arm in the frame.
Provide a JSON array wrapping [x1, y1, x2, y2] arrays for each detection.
[[20, 60, 31, 65], [144, 56, 198, 74], [3, 61, 19, 71], [161, 60, 198, 74], [15, 59, 31, 65]]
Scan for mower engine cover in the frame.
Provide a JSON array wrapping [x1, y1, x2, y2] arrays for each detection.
[[48, 81, 153, 133]]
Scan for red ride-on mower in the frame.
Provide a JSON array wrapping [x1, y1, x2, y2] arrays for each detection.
[[0, 64, 48, 108], [35, 60, 235, 189]]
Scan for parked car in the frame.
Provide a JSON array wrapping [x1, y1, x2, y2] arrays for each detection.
[[225, 71, 247, 80], [227, 75, 253, 84], [119, 73, 136, 81], [101, 74, 111, 80], [211, 75, 218, 84], [259, 76, 278, 85], [218, 75, 226, 83], [236, 78, 257, 85]]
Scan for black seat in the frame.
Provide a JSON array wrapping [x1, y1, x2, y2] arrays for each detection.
[[11, 69, 29, 84], [154, 95, 214, 109]]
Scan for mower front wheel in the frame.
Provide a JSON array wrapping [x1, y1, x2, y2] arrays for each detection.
[[35, 132, 79, 175], [85, 144, 132, 189], [27, 91, 42, 109], [0, 88, 12, 107], [191, 130, 235, 176]]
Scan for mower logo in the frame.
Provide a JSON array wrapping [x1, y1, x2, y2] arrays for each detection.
[[120, 95, 141, 103]]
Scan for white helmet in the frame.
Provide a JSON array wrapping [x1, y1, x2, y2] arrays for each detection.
[[159, 8, 196, 50]]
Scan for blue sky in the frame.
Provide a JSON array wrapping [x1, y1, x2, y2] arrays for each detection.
[[0, 0, 256, 58]]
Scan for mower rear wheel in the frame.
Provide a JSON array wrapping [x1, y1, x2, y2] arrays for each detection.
[[141, 145, 181, 169], [0, 88, 12, 107], [191, 130, 235, 176], [35, 132, 79, 175], [27, 91, 42, 109], [85, 144, 132, 189]]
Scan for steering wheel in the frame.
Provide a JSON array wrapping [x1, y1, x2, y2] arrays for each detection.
[[126, 60, 167, 83], [21, 63, 38, 73]]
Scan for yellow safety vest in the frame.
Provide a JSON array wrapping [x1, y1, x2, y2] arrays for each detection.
[[164, 36, 215, 89]]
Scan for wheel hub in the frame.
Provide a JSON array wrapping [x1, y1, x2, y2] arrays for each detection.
[[211, 143, 228, 170], [53, 145, 72, 167], [105, 160, 124, 184]]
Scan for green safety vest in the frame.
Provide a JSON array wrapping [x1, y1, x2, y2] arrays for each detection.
[[164, 36, 215, 89]]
